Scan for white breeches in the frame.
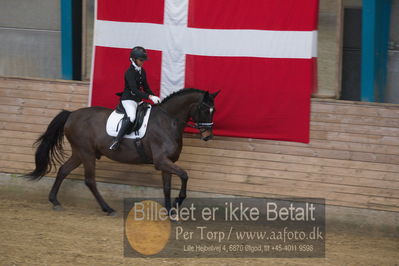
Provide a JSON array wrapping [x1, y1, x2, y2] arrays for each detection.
[[121, 100, 138, 122]]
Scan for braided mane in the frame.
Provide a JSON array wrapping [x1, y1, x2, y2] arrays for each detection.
[[160, 88, 205, 104]]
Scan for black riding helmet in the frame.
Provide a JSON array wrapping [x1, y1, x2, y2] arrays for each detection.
[[130, 46, 148, 61]]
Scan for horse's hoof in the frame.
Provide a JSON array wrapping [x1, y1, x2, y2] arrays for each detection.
[[169, 212, 180, 222], [107, 210, 117, 216], [53, 205, 63, 211]]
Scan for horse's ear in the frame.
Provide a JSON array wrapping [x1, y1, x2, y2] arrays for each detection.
[[211, 90, 220, 98], [203, 91, 210, 101]]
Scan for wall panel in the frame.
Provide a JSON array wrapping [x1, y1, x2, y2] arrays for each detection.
[[0, 77, 398, 212]]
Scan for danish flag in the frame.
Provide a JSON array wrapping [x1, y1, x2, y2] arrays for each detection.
[[90, 0, 319, 143]]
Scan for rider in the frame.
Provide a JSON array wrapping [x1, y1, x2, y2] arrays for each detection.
[[109, 46, 161, 150]]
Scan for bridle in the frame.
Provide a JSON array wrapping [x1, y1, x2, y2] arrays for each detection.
[[186, 102, 214, 132], [157, 101, 214, 133], [186, 119, 213, 132]]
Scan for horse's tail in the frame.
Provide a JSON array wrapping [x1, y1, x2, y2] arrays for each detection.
[[24, 110, 72, 180]]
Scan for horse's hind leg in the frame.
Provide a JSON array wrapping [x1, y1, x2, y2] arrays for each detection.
[[81, 153, 115, 215], [49, 154, 82, 210]]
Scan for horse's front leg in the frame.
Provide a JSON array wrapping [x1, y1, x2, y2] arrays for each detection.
[[156, 158, 188, 209], [161, 171, 172, 212]]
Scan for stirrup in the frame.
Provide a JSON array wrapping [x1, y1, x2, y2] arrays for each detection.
[[109, 139, 120, 150]]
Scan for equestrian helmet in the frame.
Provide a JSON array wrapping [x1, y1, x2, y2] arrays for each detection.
[[130, 46, 148, 61]]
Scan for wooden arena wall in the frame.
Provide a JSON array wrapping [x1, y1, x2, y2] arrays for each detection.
[[0, 77, 398, 212]]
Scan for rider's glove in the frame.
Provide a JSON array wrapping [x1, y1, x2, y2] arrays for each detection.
[[149, 95, 161, 104]]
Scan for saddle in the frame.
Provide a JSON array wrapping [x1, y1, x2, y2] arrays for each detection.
[[115, 101, 150, 135]]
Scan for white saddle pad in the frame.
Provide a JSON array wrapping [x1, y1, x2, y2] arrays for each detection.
[[106, 106, 152, 139]]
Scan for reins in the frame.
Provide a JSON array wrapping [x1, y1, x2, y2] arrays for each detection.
[[156, 104, 213, 131]]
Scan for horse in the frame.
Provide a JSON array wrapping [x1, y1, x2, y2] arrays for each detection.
[[24, 88, 219, 215]]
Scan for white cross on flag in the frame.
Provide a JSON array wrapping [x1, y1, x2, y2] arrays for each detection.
[[89, 0, 319, 143]]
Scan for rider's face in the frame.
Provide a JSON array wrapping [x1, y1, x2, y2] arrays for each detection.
[[135, 59, 144, 67]]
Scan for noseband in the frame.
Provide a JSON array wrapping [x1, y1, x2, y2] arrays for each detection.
[[186, 120, 213, 131], [186, 102, 214, 132]]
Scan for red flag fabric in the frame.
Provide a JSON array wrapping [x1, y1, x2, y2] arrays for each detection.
[[90, 0, 319, 143]]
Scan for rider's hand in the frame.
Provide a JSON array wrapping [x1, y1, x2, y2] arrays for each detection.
[[149, 95, 161, 104]]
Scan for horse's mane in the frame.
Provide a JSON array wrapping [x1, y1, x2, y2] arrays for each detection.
[[160, 88, 205, 105]]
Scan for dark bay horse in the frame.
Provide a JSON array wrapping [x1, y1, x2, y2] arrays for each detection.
[[25, 88, 219, 215]]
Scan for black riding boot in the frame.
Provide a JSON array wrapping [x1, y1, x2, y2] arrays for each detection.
[[109, 117, 132, 150]]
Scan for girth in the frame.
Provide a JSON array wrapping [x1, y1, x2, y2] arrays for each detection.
[[133, 139, 152, 164], [114, 102, 152, 163]]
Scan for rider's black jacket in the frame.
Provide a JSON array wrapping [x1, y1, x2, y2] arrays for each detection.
[[118, 65, 154, 102]]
